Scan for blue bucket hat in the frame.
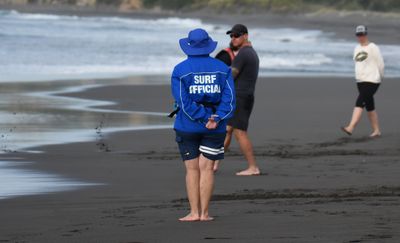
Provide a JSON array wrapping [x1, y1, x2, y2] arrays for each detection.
[[179, 28, 218, 56]]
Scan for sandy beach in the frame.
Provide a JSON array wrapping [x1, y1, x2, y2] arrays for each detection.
[[0, 76, 399, 242], [1, 4, 400, 242]]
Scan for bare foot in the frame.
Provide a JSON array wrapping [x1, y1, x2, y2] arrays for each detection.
[[200, 215, 214, 221], [213, 160, 220, 172], [179, 213, 200, 222], [341, 126, 352, 136], [236, 168, 261, 176], [370, 131, 381, 138]]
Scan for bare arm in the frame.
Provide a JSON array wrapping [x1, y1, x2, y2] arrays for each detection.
[[231, 67, 240, 79]]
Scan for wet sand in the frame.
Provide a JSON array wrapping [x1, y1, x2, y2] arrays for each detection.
[[0, 77, 399, 242]]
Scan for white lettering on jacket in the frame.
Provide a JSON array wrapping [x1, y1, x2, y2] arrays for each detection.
[[190, 74, 221, 94], [193, 74, 217, 84]]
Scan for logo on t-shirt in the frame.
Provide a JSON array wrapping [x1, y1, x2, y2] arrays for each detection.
[[355, 51, 368, 62]]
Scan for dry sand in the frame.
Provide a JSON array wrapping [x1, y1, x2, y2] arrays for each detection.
[[0, 77, 399, 242]]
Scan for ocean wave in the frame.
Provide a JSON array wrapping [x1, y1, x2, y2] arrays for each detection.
[[0, 53, 335, 82], [104, 16, 211, 29], [3, 9, 73, 20], [1, 10, 400, 82], [0, 62, 178, 82], [259, 54, 333, 68], [252, 28, 326, 43], [1, 10, 214, 30]]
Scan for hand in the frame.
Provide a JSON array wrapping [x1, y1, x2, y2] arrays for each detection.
[[206, 117, 218, 130]]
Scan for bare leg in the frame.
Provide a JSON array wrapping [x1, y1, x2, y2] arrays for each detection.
[[343, 107, 363, 135], [368, 110, 381, 137], [234, 129, 260, 176], [213, 126, 233, 172], [224, 125, 234, 150], [199, 154, 215, 221], [179, 158, 201, 222]]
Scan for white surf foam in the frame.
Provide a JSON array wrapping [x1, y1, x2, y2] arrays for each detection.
[[1, 10, 400, 82], [0, 160, 101, 200]]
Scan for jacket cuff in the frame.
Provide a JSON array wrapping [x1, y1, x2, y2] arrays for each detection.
[[201, 111, 212, 124], [212, 114, 221, 123]]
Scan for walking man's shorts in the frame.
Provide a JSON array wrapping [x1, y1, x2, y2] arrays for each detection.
[[175, 130, 226, 161]]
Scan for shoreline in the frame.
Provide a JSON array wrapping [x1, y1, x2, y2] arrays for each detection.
[[3, 76, 400, 171], [0, 76, 399, 242]]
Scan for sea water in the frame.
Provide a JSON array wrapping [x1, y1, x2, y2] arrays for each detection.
[[0, 78, 171, 200], [1, 10, 400, 82], [0, 160, 102, 200]]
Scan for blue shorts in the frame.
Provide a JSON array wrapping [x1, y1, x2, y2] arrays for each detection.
[[175, 130, 226, 161]]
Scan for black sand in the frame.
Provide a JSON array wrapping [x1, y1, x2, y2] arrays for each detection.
[[0, 77, 399, 242]]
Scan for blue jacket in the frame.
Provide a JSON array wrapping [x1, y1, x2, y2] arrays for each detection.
[[171, 55, 236, 133]]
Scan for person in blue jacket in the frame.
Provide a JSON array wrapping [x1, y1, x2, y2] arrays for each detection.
[[171, 28, 235, 222]]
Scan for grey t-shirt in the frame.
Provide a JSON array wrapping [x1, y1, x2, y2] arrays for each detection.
[[231, 46, 259, 96]]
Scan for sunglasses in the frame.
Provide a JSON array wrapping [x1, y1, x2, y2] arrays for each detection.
[[356, 33, 366, 37], [230, 33, 243, 38]]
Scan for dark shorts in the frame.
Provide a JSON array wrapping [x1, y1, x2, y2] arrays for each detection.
[[356, 82, 380, 112], [175, 130, 226, 161], [227, 94, 254, 131]]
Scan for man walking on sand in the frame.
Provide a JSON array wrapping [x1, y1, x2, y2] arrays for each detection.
[[342, 25, 384, 137], [171, 28, 235, 221], [214, 24, 261, 176]]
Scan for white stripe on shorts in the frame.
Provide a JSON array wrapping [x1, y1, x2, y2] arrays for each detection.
[[200, 146, 224, 153], [199, 146, 224, 155]]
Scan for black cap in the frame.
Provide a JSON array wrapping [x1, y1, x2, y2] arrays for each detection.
[[226, 24, 248, 35]]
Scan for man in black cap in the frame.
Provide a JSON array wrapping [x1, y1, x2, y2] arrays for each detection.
[[214, 24, 261, 176]]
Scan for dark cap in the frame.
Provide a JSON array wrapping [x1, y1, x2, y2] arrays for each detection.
[[226, 24, 248, 35]]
